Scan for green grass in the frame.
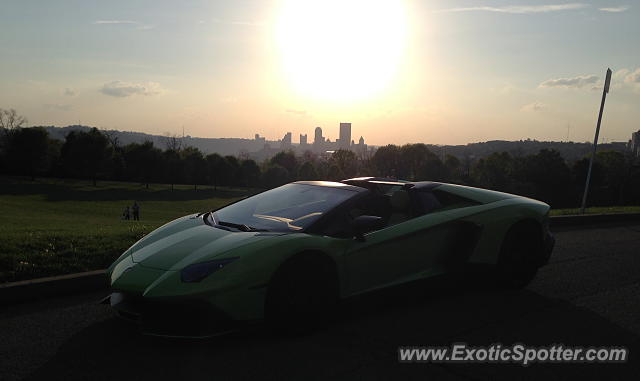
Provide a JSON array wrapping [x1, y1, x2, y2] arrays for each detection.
[[2, 175, 639, 283], [550, 206, 640, 216], [0, 176, 250, 283]]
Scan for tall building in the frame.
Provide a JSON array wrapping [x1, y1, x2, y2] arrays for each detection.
[[314, 127, 323, 144], [281, 132, 292, 149], [313, 126, 325, 152], [339, 122, 351, 150], [631, 130, 640, 157], [300, 134, 308, 145], [355, 136, 367, 155]]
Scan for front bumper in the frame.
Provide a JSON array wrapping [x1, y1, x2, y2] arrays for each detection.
[[106, 291, 243, 338]]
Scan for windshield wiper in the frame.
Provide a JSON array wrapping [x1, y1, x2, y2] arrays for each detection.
[[217, 220, 268, 232]]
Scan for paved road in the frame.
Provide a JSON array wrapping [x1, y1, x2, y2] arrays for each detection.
[[2, 223, 640, 380]]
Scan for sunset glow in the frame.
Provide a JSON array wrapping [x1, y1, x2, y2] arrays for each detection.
[[275, 0, 407, 102], [1, 1, 639, 145]]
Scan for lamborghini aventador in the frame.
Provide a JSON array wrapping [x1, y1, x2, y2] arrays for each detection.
[[105, 177, 555, 337]]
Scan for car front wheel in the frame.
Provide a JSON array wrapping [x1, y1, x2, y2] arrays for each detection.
[[265, 252, 338, 334], [496, 222, 543, 289]]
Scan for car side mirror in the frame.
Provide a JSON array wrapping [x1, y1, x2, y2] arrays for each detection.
[[351, 215, 384, 241]]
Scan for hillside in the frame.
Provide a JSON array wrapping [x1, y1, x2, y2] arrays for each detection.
[[38, 125, 628, 162]]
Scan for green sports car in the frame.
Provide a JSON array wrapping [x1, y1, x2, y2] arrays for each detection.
[[105, 177, 554, 337]]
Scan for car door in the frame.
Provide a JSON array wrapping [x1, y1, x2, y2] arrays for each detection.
[[343, 205, 457, 296]]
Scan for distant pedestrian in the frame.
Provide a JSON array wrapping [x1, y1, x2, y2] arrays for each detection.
[[132, 201, 140, 221], [122, 206, 130, 220]]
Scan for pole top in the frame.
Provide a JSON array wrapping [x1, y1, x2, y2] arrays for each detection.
[[604, 68, 612, 93]]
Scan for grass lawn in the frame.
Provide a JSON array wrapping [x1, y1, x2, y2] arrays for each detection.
[[2, 175, 638, 283], [550, 206, 640, 216], [0, 176, 249, 283]]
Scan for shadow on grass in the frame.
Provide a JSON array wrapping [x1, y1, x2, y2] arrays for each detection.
[[0, 176, 255, 202], [27, 275, 640, 380]]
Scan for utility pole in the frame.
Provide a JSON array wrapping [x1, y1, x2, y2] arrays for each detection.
[[580, 68, 612, 214]]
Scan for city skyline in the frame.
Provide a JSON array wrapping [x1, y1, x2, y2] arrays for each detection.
[[2, 1, 640, 145]]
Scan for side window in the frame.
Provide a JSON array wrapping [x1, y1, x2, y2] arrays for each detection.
[[414, 191, 443, 214], [432, 190, 479, 211], [319, 194, 390, 238], [413, 189, 480, 215], [321, 211, 354, 238]]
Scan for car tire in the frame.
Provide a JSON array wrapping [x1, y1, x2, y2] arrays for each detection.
[[496, 222, 543, 289], [265, 252, 338, 335]]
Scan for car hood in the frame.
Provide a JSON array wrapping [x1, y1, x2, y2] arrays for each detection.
[[128, 214, 280, 270]]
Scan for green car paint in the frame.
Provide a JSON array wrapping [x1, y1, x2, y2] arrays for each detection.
[[107, 179, 553, 334]]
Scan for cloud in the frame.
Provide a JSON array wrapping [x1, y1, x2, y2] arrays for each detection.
[[218, 97, 238, 104], [541, 68, 640, 93], [285, 109, 307, 116], [93, 20, 137, 25], [63, 87, 76, 97], [623, 68, 640, 83], [434, 3, 589, 14], [212, 18, 265, 27], [539, 74, 599, 89], [521, 102, 547, 112], [44, 104, 72, 111], [100, 81, 163, 97], [93, 20, 154, 30], [599, 6, 629, 13]]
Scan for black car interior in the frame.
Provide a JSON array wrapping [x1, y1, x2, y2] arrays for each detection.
[[315, 180, 481, 239]]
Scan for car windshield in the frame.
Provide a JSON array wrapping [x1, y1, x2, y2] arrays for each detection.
[[212, 183, 358, 232]]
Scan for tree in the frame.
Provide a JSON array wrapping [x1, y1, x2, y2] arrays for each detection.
[[472, 152, 514, 191], [399, 144, 431, 179], [0, 108, 28, 135], [330, 149, 357, 178], [444, 154, 461, 182], [0, 109, 28, 172], [60, 128, 111, 186], [371, 145, 401, 178], [224, 155, 240, 186], [263, 164, 289, 188], [123, 141, 162, 188], [596, 150, 629, 204], [239, 159, 261, 187], [206, 153, 229, 191], [327, 164, 345, 181], [100, 129, 126, 180], [270, 151, 298, 181], [573, 150, 630, 206], [5, 127, 50, 179], [182, 146, 207, 190], [297, 161, 319, 180], [163, 133, 182, 152], [518, 149, 572, 207], [163, 149, 184, 190]]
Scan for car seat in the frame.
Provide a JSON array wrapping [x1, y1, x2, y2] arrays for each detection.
[[387, 190, 411, 226]]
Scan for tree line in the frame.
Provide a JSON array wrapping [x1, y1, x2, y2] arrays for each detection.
[[1, 108, 638, 208]]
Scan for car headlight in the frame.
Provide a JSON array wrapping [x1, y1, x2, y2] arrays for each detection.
[[181, 257, 239, 283]]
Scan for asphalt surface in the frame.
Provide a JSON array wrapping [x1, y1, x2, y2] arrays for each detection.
[[2, 222, 640, 380]]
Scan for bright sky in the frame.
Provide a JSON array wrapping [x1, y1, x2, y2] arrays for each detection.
[[1, 0, 639, 145]]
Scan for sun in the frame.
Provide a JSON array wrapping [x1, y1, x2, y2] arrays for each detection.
[[275, 0, 407, 102]]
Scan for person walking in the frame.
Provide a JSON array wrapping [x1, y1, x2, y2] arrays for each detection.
[[132, 201, 140, 221]]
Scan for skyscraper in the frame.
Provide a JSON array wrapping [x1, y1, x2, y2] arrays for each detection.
[[631, 130, 640, 158], [281, 132, 292, 149], [314, 127, 323, 144], [339, 122, 351, 150]]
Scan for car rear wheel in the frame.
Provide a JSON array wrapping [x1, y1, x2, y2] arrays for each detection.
[[496, 222, 543, 289], [265, 252, 338, 334]]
